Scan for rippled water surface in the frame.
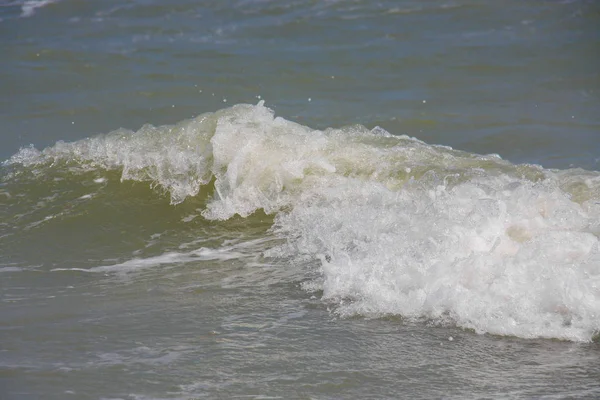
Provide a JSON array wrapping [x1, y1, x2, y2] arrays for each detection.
[[1, 1, 600, 399]]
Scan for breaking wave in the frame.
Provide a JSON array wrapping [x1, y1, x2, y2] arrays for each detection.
[[5, 102, 600, 341]]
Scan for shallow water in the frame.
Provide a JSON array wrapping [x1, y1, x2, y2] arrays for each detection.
[[1, 1, 600, 399]]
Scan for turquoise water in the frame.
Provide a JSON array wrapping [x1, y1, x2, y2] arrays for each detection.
[[1, 1, 600, 399]]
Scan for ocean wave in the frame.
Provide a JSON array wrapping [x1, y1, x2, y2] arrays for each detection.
[[5, 102, 600, 341]]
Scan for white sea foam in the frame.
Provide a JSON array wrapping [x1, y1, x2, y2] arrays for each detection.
[[50, 248, 244, 276], [8, 102, 600, 341], [20, 0, 60, 18], [0, 266, 25, 273], [91, 246, 246, 274], [51, 237, 274, 277], [269, 176, 600, 341]]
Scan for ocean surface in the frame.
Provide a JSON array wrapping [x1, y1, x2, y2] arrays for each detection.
[[1, 0, 600, 399]]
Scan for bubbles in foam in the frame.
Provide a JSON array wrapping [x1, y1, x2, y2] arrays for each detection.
[[269, 172, 600, 342]]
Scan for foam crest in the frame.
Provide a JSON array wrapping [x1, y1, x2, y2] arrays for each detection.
[[269, 173, 600, 341], [7, 111, 218, 204], [20, 0, 60, 17], [4, 102, 547, 209], [203, 103, 338, 219]]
